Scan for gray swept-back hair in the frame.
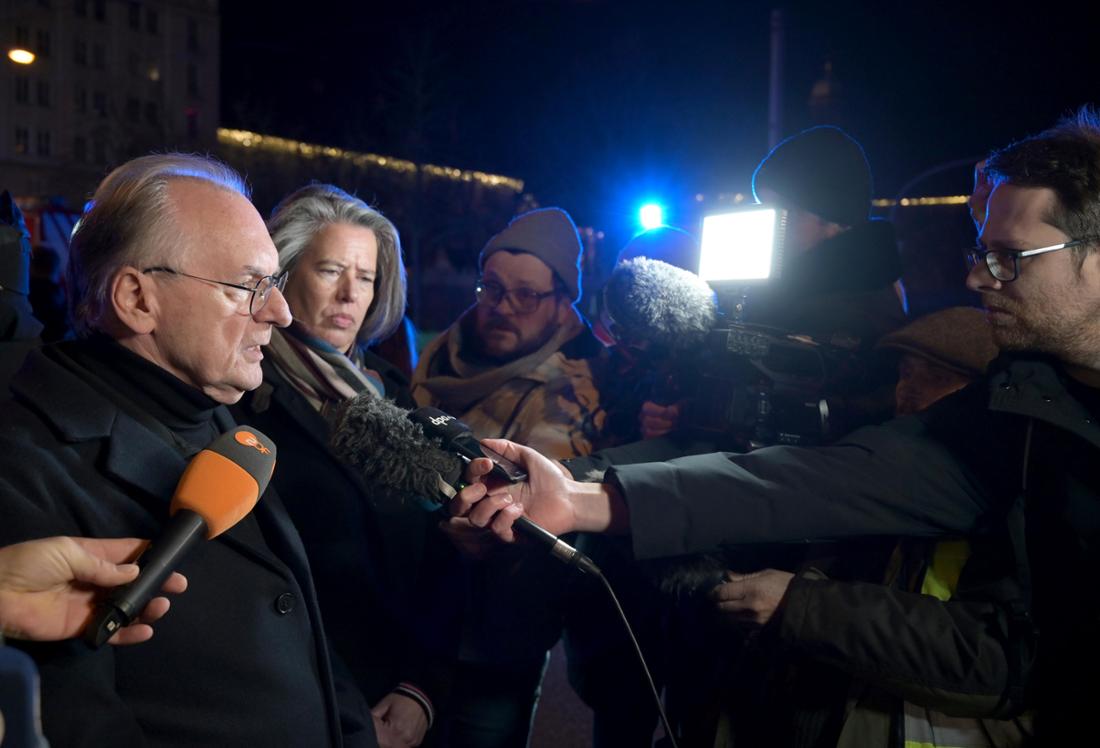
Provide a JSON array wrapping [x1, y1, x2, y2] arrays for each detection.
[[267, 183, 407, 345], [68, 152, 249, 335]]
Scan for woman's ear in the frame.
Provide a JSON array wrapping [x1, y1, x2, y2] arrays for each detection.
[[109, 266, 158, 334]]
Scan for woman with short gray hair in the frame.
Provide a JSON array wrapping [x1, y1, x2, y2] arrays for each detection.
[[237, 184, 450, 746]]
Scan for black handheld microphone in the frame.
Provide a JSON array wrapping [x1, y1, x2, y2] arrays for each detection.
[[83, 426, 277, 648], [408, 407, 528, 483], [331, 396, 599, 575]]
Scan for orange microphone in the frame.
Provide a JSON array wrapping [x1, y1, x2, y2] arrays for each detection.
[[83, 426, 277, 648]]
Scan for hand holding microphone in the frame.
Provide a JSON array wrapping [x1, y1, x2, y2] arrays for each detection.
[[82, 426, 277, 648], [0, 536, 186, 645], [330, 398, 599, 574]]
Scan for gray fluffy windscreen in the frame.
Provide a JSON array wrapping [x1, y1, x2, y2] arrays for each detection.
[[329, 392, 464, 506]]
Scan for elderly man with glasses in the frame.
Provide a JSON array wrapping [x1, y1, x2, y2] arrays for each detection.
[[411, 206, 604, 748], [0, 154, 377, 747]]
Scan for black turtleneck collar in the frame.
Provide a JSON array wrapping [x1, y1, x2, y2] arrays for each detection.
[[50, 334, 222, 451]]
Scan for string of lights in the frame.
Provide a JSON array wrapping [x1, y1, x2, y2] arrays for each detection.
[[217, 128, 525, 193]]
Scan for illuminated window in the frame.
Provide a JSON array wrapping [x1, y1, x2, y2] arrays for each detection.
[[14, 127, 30, 154]]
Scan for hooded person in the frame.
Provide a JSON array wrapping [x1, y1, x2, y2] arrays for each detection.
[[748, 125, 907, 349]]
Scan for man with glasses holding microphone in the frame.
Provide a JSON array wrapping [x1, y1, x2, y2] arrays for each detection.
[[412, 206, 603, 747]]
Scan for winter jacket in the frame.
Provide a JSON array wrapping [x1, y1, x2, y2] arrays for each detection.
[[0, 341, 376, 747], [607, 354, 1100, 743]]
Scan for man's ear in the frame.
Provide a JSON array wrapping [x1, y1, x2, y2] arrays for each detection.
[[109, 266, 158, 334]]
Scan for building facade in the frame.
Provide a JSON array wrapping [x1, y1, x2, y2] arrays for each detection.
[[0, 0, 219, 204]]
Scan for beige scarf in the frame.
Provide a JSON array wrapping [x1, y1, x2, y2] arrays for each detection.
[[265, 324, 384, 419]]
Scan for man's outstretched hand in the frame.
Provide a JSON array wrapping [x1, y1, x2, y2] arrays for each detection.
[[446, 438, 627, 545], [0, 536, 188, 644]]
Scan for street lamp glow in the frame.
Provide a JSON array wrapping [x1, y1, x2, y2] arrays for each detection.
[[8, 48, 36, 65], [639, 203, 664, 230]]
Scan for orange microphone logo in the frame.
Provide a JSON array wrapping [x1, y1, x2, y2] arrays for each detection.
[[235, 430, 272, 455]]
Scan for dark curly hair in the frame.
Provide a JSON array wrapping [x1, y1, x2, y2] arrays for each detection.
[[986, 105, 1100, 264]]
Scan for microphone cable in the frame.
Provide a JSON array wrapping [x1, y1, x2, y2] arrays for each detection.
[[586, 565, 680, 748]]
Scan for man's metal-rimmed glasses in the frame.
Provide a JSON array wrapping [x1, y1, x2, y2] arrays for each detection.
[[475, 279, 559, 315], [142, 266, 289, 316], [965, 239, 1087, 282]]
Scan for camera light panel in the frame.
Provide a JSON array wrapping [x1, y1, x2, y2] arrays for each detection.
[[698, 207, 782, 282]]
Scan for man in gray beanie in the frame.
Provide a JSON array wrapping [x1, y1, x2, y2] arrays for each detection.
[[411, 206, 604, 748], [412, 207, 601, 452]]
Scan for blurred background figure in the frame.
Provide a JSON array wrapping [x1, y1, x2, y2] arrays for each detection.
[[28, 244, 68, 343], [0, 191, 43, 389], [239, 183, 453, 748], [877, 306, 999, 416], [591, 226, 702, 446]]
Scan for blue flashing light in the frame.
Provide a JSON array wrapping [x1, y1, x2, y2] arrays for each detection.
[[639, 203, 664, 231]]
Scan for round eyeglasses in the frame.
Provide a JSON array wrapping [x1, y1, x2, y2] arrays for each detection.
[[143, 266, 289, 316], [965, 239, 1091, 282], [475, 279, 559, 315]]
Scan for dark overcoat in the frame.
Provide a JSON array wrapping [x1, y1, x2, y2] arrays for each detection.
[[0, 346, 375, 748]]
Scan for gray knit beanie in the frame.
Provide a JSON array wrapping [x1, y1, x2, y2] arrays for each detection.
[[479, 207, 582, 302], [876, 307, 998, 376]]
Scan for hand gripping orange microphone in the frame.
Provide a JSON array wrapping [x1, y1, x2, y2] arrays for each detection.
[[83, 426, 277, 648]]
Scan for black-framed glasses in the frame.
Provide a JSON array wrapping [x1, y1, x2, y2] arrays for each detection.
[[475, 279, 559, 314], [143, 266, 288, 316], [966, 239, 1088, 282]]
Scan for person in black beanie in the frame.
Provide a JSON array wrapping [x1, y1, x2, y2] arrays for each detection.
[[748, 125, 906, 348]]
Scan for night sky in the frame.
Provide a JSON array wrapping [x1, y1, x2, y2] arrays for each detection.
[[220, 0, 1100, 236]]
